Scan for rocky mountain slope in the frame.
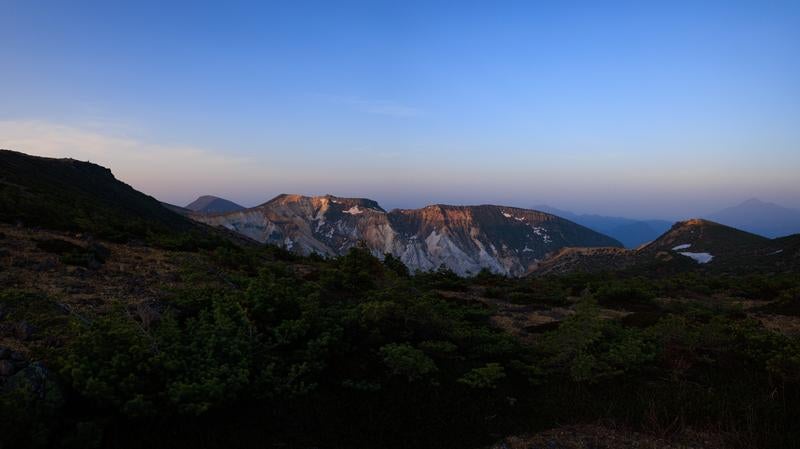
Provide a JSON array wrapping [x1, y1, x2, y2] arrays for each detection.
[[191, 194, 622, 276], [185, 195, 245, 214], [532, 219, 797, 275]]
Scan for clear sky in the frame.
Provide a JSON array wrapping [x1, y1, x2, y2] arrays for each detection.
[[2, 1, 799, 219]]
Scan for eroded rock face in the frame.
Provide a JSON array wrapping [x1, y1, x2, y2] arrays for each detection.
[[192, 194, 621, 276]]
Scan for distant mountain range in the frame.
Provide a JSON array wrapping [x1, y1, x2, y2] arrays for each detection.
[[532, 205, 672, 248], [182, 193, 800, 275], [536, 198, 800, 246], [705, 198, 800, 238], [187, 194, 621, 276]]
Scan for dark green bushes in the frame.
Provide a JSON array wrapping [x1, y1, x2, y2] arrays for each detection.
[[531, 297, 800, 448], [594, 278, 657, 310], [3, 244, 800, 448], [28, 248, 526, 448]]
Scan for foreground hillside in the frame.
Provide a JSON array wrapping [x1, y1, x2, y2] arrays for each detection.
[[2, 221, 800, 449], [1, 150, 799, 449], [189, 193, 621, 276]]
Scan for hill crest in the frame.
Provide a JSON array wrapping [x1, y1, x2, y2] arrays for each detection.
[[186, 195, 245, 214]]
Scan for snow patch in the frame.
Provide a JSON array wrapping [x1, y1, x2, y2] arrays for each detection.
[[678, 252, 713, 264], [530, 226, 552, 244], [343, 206, 363, 215], [522, 245, 535, 252], [672, 243, 691, 250], [769, 249, 783, 255], [501, 211, 512, 218]]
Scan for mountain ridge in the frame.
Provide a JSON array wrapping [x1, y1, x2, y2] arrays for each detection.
[[532, 218, 797, 275], [191, 194, 623, 276], [0, 150, 247, 249], [535, 198, 800, 244], [0, 150, 192, 237]]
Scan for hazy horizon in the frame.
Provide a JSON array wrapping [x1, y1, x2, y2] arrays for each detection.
[[2, 2, 798, 219]]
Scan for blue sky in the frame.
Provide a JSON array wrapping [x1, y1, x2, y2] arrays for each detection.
[[2, 1, 799, 219]]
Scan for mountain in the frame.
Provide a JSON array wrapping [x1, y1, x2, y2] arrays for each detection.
[[0, 150, 191, 237], [0, 150, 234, 248], [192, 194, 622, 276], [535, 199, 800, 244], [706, 198, 800, 238], [186, 195, 245, 214], [533, 205, 672, 248], [638, 218, 770, 255], [532, 218, 796, 275]]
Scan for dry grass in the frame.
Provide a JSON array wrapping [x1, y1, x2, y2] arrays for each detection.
[[0, 224, 190, 315]]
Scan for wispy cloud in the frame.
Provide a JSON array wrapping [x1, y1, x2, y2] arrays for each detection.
[[319, 95, 423, 118]]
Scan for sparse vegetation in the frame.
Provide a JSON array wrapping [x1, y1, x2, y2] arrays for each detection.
[[2, 237, 800, 448]]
